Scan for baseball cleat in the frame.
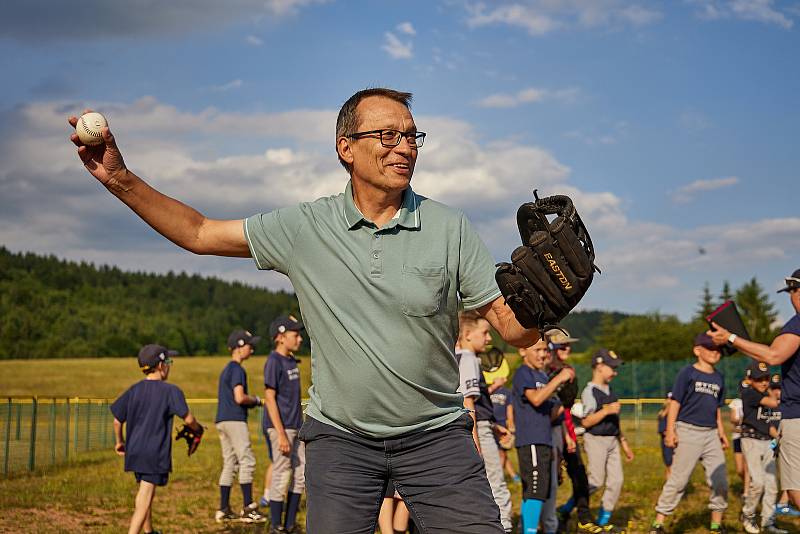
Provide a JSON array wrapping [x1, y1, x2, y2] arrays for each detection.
[[214, 508, 238, 523], [240, 502, 268, 523]]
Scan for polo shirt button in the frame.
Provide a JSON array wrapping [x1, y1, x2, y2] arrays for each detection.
[[373, 253, 379, 259]]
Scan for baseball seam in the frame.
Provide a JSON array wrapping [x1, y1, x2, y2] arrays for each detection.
[[80, 119, 103, 138]]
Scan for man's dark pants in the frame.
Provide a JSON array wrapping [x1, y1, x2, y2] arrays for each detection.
[[299, 413, 504, 533]]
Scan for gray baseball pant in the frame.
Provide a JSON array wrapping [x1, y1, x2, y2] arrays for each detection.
[[583, 433, 623, 512], [477, 421, 512, 531], [267, 428, 306, 500], [217, 421, 256, 485], [654, 422, 728, 515], [741, 437, 778, 527]]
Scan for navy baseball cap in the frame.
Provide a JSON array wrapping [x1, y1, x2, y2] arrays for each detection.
[[591, 348, 623, 368], [746, 360, 770, 380], [694, 333, 721, 350], [269, 315, 304, 339], [777, 269, 800, 293], [138, 344, 177, 372], [770, 373, 782, 388], [227, 330, 261, 350]]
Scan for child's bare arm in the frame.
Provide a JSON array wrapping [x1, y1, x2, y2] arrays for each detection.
[[182, 410, 202, 432], [113, 418, 125, 455]]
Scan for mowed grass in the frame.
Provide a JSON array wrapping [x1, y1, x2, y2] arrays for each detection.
[[1, 357, 799, 533]]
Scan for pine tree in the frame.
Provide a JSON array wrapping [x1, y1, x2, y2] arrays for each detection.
[[694, 282, 716, 323], [719, 280, 734, 303], [735, 277, 779, 344]]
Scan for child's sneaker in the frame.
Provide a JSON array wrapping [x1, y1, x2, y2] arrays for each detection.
[[577, 521, 605, 533], [647, 523, 666, 534], [215, 508, 238, 523], [775, 503, 800, 516], [240, 502, 268, 523], [709, 525, 728, 533], [742, 516, 759, 534]]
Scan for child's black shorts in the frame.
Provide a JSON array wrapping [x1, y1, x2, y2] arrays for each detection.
[[135, 472, 169, 486], [733, 437, 742, 454], [517, 443, 553, 500]]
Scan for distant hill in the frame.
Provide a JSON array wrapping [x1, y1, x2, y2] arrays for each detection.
[[0, 247, 299, 359], [561, 310, 632, 352]]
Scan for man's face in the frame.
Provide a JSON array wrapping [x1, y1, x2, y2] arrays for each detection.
[[791, 288, 800, 312], [343, 96, 417, 194]]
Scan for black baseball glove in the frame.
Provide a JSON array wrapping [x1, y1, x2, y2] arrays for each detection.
[[548, 365, 579, 408], [176, 424, 204, 456], [495, 191, 599, 331]]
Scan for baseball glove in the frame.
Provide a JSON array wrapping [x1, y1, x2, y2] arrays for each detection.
[[495, 191, 599, 331], [549, 366, 579, 408], [176, 424, 204, 456]]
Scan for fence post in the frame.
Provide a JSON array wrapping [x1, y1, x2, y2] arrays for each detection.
[[73, 400, 79, 455], [15, 402, 22, 440], [50, 399, 56, 466], [65, 398, 71, 461], [28, 397, 38, 472], [4, 398, 11, 476], [85, 401, 91, 451]]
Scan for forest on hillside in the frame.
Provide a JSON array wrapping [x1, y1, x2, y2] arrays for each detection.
[[1, 247, 784, 361]]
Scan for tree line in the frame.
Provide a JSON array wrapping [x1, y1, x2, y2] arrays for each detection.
[[0, 247, 300, 359]]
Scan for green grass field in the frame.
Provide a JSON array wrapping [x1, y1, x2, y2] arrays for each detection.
[[1, 357, 799, 533]]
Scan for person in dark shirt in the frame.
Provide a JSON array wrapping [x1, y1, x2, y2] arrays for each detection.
[[111, 344, 202, 534], [580, 349, 634, 529], [214, 330, 266, 524], [513, 338, 574, 534], [263, 315, 306, 534], [649, 333, 729, 534], [709, 268, 800, 510], [740, 362, 785, 534]]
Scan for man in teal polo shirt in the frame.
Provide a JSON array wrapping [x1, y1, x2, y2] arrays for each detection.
[[68, 88, 539, 533]]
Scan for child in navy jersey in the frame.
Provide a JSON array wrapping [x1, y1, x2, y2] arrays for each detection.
[[649, 333, 729, 534], [513, 338, 574, 534], [111, 344, 203, 534], [580, 349, 634, 529], [740, 362, 785, 534]]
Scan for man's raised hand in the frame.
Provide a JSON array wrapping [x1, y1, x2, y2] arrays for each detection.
[[68, 109, 129, 192]]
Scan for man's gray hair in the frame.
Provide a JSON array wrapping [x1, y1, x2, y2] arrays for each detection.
[[336, 88, 413, 173]]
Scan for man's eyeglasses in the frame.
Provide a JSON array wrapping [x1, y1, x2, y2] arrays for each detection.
[[347, 129, 426, 148]]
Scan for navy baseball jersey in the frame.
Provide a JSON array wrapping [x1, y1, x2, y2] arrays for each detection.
[[491, 386, 511, 426], [780, 314, 800, 419], [672, 364, 725, 428], [741, 386, 779, 439], [110, 380, 188, 474], [263, 350, 303, 431], [215, 361, 249, 423], [512, 365, 553, 447]]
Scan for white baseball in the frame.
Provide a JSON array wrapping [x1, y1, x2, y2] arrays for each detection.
[[76, 112, 107, 146]]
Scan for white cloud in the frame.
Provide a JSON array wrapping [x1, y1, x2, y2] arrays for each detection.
[[477, 86, 580, 108], [210, 79, 244, 92], [396, 21, 416, 35], [464, 1, 663, 36], [671, 176, 739, 203], [687, 0, 794, 28], [382, 32, 413, 59], [245, 35, 264, 46], [1, 97, 796, 320]]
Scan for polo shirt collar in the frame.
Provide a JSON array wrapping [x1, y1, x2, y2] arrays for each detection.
[[342, 180, 420, 230]]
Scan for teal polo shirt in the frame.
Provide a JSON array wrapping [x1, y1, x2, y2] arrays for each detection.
[[244, 181, 501, 438]]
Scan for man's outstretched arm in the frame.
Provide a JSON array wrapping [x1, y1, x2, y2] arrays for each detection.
[[68, 111, 251, 257]]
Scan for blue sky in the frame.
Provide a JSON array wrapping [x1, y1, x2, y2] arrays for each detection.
[[1, 0, 798, 322]]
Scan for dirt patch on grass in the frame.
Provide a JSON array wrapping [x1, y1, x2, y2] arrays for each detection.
[[0, 505, 120, 533]]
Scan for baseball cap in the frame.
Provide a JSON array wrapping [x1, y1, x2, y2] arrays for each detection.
[[591, 348, 623, 368], [138, 344, 177, 372], [227, 329, 262, 350], [777, 268, 800, 293], [693, 333, 721, 351], [770, 373, 782, 389], [546, 328, 579, 348], [269, 315, 304, 339], [745, 360, 770, 380]]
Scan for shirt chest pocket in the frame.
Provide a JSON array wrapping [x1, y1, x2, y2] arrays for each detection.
[[401, 265, 445, 317]]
